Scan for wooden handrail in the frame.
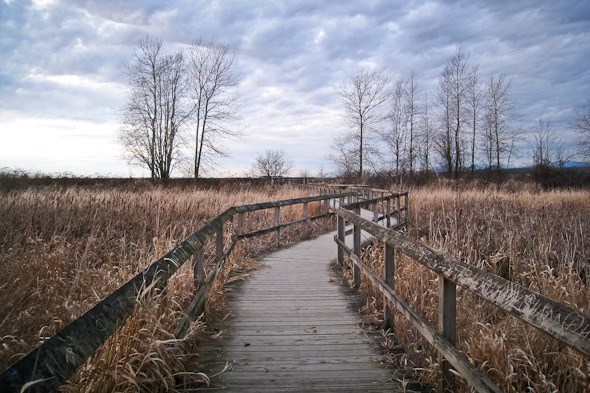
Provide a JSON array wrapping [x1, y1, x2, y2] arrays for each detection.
[[0, 190, 360, 393], [334, 207, 590, 392]]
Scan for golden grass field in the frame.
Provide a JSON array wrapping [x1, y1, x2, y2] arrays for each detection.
[[0, 183, 327, 391], [350, 181, 590, 392], [0, 181, 589, 392]]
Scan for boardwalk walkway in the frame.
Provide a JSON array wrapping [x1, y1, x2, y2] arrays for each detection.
[[197, 227, 407, 392]]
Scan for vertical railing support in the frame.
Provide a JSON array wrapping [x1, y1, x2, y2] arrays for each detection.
[[216, 222, 224, 262], [303, 201, 309, 238], [439, 276, 457, 392], [236, 212, 244, 238], [373, 192, 379, 222], [337, 215, 345, 267], [275, 206, 281, 248], [386, 197, 392, 228], [353, 207, 361, 289], [384, 242, 395, 331], [194, 248, 204, 290], [396, 194, 401, 228], [404, 192, 409, 228]]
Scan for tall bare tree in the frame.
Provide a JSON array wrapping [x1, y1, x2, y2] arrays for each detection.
[[381, 79, 407, 173], [530, 118, 563, 166], [329, 132, 359, 176], [119, 37, 190, 179], [435, 69, 454, 176], [189, 38, 240, 178], [405, 72, 420, 174], [339, 68, 389, 176], [466, 65, 484, 173], [484, 74, 519, 169], [434, 48, 473, 177], [419, 93, 435, 175], [252, 149, 292, 178], [571, 98, 590, 159]]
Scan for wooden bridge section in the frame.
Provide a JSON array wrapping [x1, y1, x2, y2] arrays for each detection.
[[198, 231, 404, 392]]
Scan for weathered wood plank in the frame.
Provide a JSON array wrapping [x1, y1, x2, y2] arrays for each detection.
[[197, 231, 405, 392]]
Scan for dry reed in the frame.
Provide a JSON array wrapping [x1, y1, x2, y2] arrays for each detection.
[[346, 183, 589, 392], [0, 183, 332, 392]]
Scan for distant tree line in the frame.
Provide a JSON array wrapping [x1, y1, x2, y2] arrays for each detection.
[[332, 47, 590, 178], [119, 36, 240, 179]]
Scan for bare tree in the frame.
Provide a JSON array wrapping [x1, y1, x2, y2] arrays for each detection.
[[252, 149, 293, 178], [530, 118, 563, 166], [329, 132, 359, 176], [571, 98, 590, 159], [189, 38, 240, 178], [435, 48, 473, 178], [381, 79, 407, 173], [339, 68, 389, 176], [484, 74, 519, 170], [419, 93, 435, 175], [405, 72, 421, 174], [119, 37, 190, 179], [466, 65, 484, 173]]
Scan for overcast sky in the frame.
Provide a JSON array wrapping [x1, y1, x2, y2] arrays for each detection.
[[1, 0, 589, 177]]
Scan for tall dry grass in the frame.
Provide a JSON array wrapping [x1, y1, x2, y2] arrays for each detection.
[[349, 183, 590, 392], [0, 183, 330, 391]]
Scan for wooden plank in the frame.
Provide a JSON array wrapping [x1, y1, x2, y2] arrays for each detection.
[[197, 227, 406, 392]]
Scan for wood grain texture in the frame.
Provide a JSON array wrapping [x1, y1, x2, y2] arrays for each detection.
[[197, 231, 410, 392]]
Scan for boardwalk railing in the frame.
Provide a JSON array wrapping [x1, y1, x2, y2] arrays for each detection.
[[0, 186, 404, 393], [334, 207, 590, 393]]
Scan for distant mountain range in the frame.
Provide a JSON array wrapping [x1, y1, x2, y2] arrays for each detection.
[[561, 161, 590, 168]]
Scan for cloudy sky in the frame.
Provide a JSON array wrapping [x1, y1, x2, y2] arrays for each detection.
[[1, 0, 589, 177]]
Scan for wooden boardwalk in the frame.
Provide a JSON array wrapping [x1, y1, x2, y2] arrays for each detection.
[[197, 229, 407, 392]]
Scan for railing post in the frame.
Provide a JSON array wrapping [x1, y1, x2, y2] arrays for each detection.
[[384, 242, 395, 331], [303, 201, 309, 238], [275, 206, 281, 248], [439, 276, 457, 392], [216, 222, 224, 262], [236, 212, 244, 237], [373, 196, 378, 222], [386, 197, 392, 228], [404, 192, 409, 228], [194, 248, 204, 290], [396, 193, 401, 228], [337, 215, 345, 267], [353, 207, 361, 289]]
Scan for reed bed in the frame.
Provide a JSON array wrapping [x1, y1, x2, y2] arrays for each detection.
[[347, 183, 589, 392], [0, 183, 331, 392]]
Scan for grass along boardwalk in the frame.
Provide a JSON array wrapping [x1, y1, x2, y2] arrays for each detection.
[[197, 228, 411, 392]]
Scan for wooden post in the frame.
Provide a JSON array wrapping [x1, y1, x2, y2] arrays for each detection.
[[194, 248, 204, 290], [216, 222, 224, 262], [384, 242, 395, 331], [337, 215, 345, 267], [236, 212, 244, 237], [439, 276, 457, 392], [373, 199, 378, 222], [396, 194, 401, 228], [353, 207, 361, 289], [404, 193, 409, 228], [275, 206, 281, 248], [386, 197, 391, 228]]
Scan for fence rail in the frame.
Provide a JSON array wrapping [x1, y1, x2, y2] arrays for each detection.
[[0, 185, 406, 393], [334, 207, 590, 393]]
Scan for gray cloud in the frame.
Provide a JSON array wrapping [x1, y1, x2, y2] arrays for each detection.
[[1, 0, 589, 175]]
